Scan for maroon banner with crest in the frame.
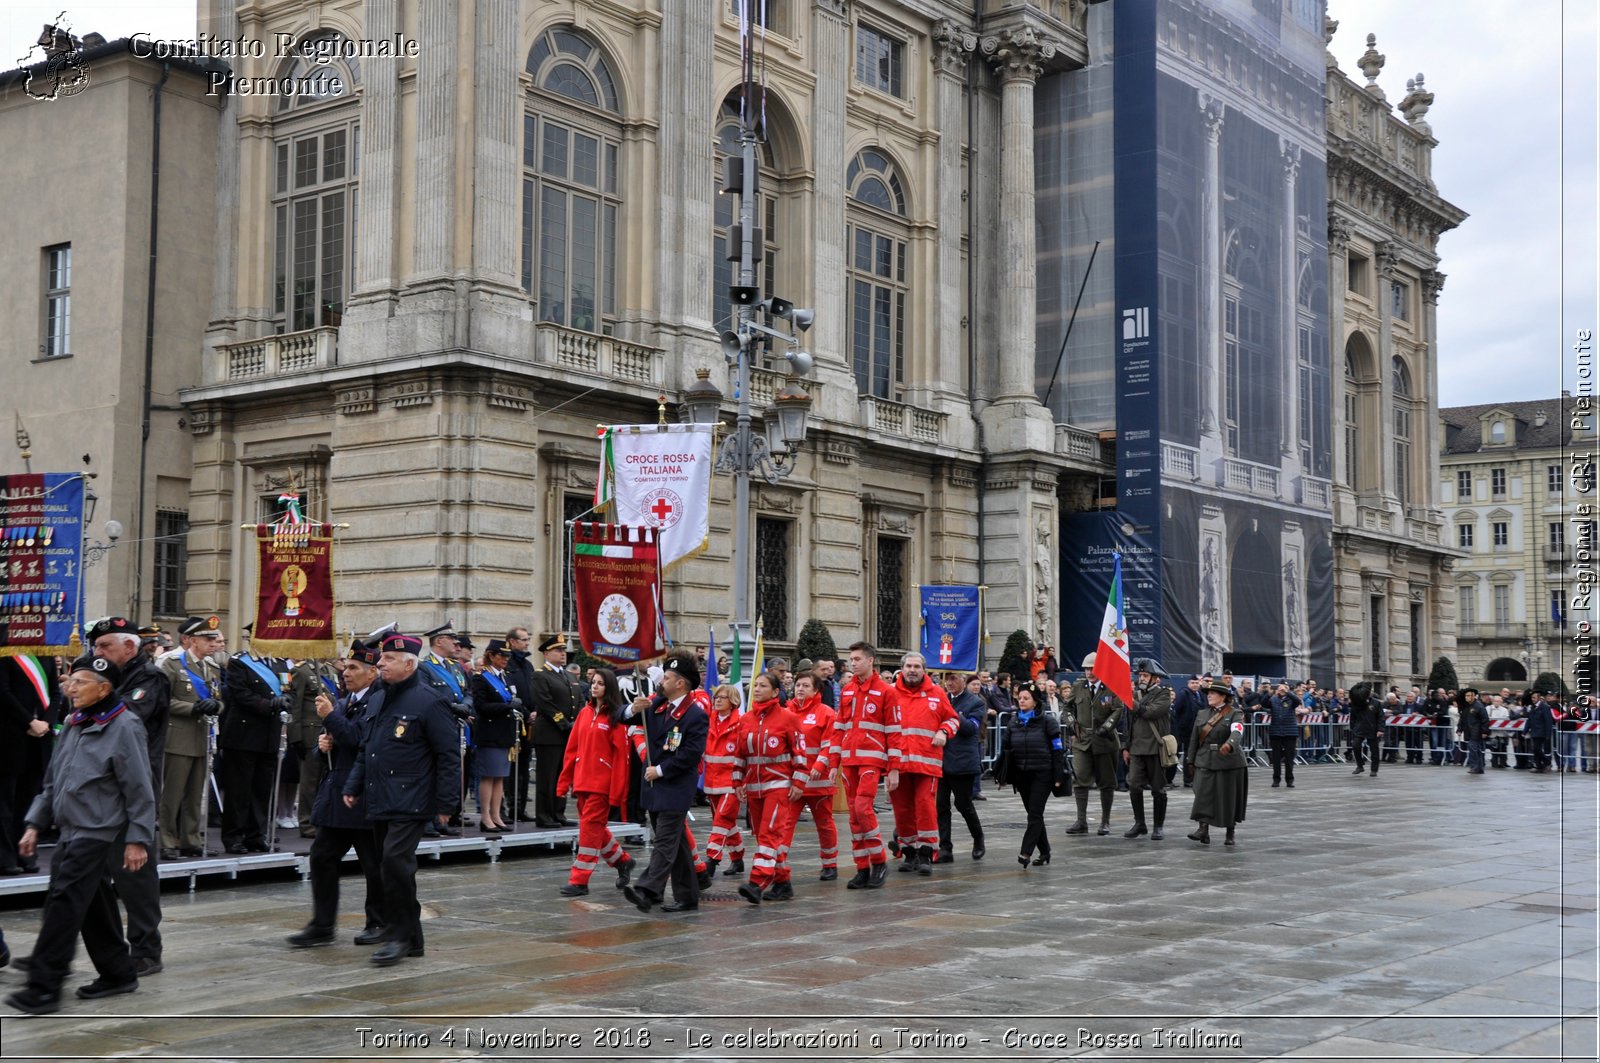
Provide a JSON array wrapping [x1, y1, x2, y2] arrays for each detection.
[[252, 522, 336, 658], [572, 523, 663, 666]]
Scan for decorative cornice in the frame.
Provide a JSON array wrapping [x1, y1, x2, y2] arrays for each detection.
[[1327, 215, 1353, 254], [980, 26, 1057, 84], [821, 437, 858, 466], [932, 18, 977, 78], [1420, 269, 1446, 305], [486, 380, 535, 412], [1280, 137, 1301, 182], [334, 385, 376, 416], [1199, 91, 1225, 140]]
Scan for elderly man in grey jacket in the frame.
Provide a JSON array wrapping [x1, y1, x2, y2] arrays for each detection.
[[6, 655, 156, 1016]]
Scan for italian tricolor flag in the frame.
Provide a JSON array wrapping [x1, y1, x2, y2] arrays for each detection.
[[1092, 552, 1135, 708], [574, 538, 640, 559], [594, 426, 614, 509]]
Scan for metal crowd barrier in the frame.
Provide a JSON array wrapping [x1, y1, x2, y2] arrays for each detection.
[[1247, 712, 1271, 767], [1297, 711, 1336, 762]]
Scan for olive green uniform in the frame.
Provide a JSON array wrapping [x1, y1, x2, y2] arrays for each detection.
[[1124, 681, 1172, 837], [158, 650, 223, 852], [1063, 678, 1124, 834], [1188, 706, 1249, 833]]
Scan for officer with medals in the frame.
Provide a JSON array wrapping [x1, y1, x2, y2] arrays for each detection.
[[417, 622, 472, 837], [86, 617, 170, 977], [343, 633, 461, 967], [529, 633, 584, 828], [621, 653, 709, 914], [157, 616, 226, 858], [1063, 651, 1125, 837], [287, 639, 387, 949], [219, 623, 293, 854]]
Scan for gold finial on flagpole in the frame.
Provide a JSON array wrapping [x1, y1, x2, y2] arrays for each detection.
[[657, 394, 668, 425]]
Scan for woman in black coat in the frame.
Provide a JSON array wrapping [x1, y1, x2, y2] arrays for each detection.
[[996, 683, 1064, 868], [468, 640, 523, 832], [937, 673, 988, 861]]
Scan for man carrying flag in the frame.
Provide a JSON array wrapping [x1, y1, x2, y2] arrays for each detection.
[[1064, 554, 1132, 838]]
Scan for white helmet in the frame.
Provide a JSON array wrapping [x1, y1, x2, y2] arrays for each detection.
[[1081, 652, 1097, 669]]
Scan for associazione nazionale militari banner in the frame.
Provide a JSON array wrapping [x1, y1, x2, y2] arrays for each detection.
[[572, 522, 664, 666], [1, 473, 86, 656], [251, 521, 337, 658]]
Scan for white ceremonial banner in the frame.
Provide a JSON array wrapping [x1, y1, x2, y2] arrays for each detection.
[[597, 424, 714, 570]]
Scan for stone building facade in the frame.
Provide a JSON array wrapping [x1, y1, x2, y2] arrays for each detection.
[[1324, 27, 1467, 687], [1439, 397, 1595, 687]]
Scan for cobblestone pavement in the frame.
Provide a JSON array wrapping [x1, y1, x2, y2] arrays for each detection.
[[1, 763, 1596, 1061]]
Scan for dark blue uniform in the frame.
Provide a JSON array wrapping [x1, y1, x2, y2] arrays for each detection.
[[302, 680, 385, 937], [629, 695, 708, 908], [344, 671, 459, 952]]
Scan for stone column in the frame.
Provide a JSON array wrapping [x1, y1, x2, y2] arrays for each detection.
[[1375, 241, 1400, 503], [929, 20, 977, 411], [340, 0, 403, 365], [1279, 137, 1301, 465], [411, 0, 458, 283], [1197, 93, 1225, 449], [809, 0, 857, 423], [1420, 268, 1446, 508], [203, 0, 240, 334], [1327, 216, 1351, 493], [981, 27, 1054, 406], [471, 0, 519, 290], [653, 0, 715, 340]]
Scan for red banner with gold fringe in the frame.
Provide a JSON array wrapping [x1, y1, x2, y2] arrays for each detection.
[[251, 522, 336, 658]]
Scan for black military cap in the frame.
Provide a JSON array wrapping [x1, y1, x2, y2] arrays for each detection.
[[84, 616, 135, 643], [662, 653, 700, 690], [69, 654, 121, 688], [1134, 658, 1168, 678], [178, 615, 222, 637], [349, 641, 381, 666], [455, 635, 475, 651], [484, 639, 508, 657], [423, 620, 456, 641], [538, 632, 568, 652]]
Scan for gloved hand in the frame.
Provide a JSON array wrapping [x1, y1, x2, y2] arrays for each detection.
[[271, 695, 292, 713], [507, 697, 524, 712], [449, 701, 473, 720], [197, 698, 222, 716]]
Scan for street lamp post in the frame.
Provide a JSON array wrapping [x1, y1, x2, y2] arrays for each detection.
[[683, 73, 814, 660]]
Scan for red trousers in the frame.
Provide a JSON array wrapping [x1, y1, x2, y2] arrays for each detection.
[[746, 790, 799, 887], [705, 792, 745, 862], [568, 792, 630, 886], [841, 766, 886, 870], [792, 792, 838, 869], [888, 772, 939, 851]]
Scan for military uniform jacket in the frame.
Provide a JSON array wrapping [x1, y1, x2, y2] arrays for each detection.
[[1065, 679, 1124, 754], [468, 669, 520, 749], [159, 650, 222, 759], [418, 652, 472, 713], [287, 660, 336, 747], [313, 681, 384, 830], [220, 654, 288, 755], [1126, 683, 1173, 756], [1188, 706, 1248, 771], [118, 657, 172, 783], [344, 671, 460, 821], [634, 694, 708, 813], [529, 663, 584, 746], [25, 694, 157, 848]]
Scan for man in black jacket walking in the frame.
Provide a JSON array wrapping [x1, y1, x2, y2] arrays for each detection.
[[343, 634, 460, 967]]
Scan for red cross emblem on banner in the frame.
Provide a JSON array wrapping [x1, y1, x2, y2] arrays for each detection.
[[651, 497, 674, 522], [643, 489, 684, 529]]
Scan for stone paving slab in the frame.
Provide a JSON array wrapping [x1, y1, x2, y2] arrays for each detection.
[[0, 763, 1596, 1060]]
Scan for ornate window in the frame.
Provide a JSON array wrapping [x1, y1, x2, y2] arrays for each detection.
[[271, 32, 361, 332], [1548, 464, 1564, 494], [713, 94, 786, 349], [1368, 594, 1383, 672], [855, 24, 904, 97], [876, 536, 907, 649], [1458, 523, 1474, 549], [1343, 354, 1360, 489], [730, 0, 788, 35], [847, 149, 910, 398], [754, 517, 792, 642], [1221, 227, 1269, 459], [523, 28, 622, 333], [1391, 356, 1413, 505], [1490, 419, 1506, 444]]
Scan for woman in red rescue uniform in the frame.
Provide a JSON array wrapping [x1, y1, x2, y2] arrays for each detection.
[[731, 672, 808, 905], [887, 652, 960, 875], [700, 684, 747, 879], [787, 670, 840, 880], [553, 667, 635, 897]]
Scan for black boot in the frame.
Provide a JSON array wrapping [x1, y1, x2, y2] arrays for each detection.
[[1187, 822, 1210, 844], [845, 868, 870, 889], [1064, 790, 1090, 834], [722, 857, 745, 877], [1124, 791, 1148, 838], [1097, 790, 1114, 835], [917, 846, 934, 876], [1151, 791, 1167, 840]]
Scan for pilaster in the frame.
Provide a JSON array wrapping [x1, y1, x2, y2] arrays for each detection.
[[809, 0, 858, 424], [1197, 91, 1225, 465], [340, 0, 402, 364], [1280, 137, 1301, 472], [927, 19, 977, 417], [653, 0, 716, 339]]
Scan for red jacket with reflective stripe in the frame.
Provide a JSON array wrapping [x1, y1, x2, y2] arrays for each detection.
[[556, 706, 631, 807], [889, 676, 959, 776], [790, 693, 838, 795], [734, 698, 808, 793], [702, 707, 744, 794], [835, 673, 899, 769]]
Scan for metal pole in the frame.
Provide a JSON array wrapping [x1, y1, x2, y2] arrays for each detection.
[[730, 118, 758, 659]]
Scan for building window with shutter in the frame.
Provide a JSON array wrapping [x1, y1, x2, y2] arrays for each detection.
[[153, 511, 189, 618], [876, 536, 906, 650], [755, 517, 792, 642]]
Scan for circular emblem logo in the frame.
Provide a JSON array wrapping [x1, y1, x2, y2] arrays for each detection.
[[92, 658, 109, 673], [599, 593, 639, 642], [725, 740, 736, 752], [767, 736, 780, 749], [643, 488, 684, 530], [866, 704, 877, 715]]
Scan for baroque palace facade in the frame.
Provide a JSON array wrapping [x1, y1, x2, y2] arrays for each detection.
[[3, 1, 1465, 687]]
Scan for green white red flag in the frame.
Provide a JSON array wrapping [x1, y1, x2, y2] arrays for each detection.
[[1092, 552, 1135, 708]]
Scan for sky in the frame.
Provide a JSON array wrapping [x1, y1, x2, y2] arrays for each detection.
[[4, 1, 1596, 410]]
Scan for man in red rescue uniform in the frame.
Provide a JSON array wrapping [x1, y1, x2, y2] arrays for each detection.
[[787, 670, 840, 880], [835, 641, 898, 889], [888, 652, 960, 875], [731, 672, 808, 904]]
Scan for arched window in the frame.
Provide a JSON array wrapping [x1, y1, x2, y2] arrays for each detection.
[[1490, 419, 1506, 444], [523, 27, 623, 332], [713, 93, 783, 343], [1221, 226, 1270, 457], [846, 149, 910, 398], [1392, 355, 1414, 505], [271, 31, 362, 332], [1343, 353, 1360, 488]]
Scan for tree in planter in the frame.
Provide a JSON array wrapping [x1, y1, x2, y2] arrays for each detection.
[[1533, 671, 1571, 697], [794, 617, 838, 668], [998, 629, 1034, 681], [1425, 656, 1460, 693]]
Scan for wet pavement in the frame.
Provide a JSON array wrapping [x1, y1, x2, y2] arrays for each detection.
[[0, 762, 1595, 1062]]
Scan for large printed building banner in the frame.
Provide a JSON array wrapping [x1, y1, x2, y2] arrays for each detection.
[[595, 424, 713, 570], [251, 522, 337, 658], [0, 473, 85, 656], [572, 523, 664, 666], [918, 584, 983, 671]]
